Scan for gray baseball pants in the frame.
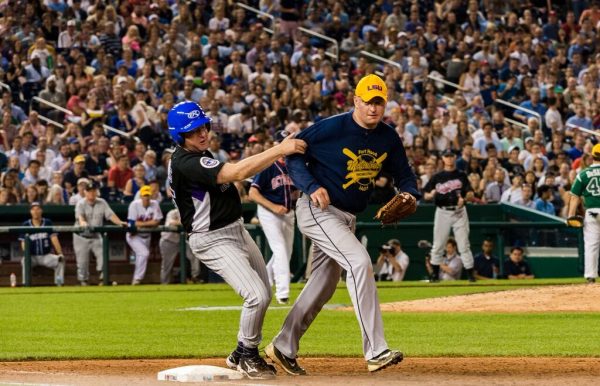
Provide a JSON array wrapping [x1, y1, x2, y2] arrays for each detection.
[[430, 207, 474, 269], [73, 234, 103, 282], [272, 194, 388, 360], [22, 254, 65, 285], [188, 218, 271, 348], [159, 239, 199, 284]]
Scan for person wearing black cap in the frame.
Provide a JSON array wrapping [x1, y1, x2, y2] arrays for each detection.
[[423, 148, 476, 282], [73, 181, 127, 286], [248, 131, 298, 305], [18, 202, 65, 286]]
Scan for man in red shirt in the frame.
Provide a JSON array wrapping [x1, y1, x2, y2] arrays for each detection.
[[108, 154, 133, 193]]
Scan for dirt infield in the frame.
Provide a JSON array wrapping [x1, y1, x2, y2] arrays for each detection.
[[381, 284, 600, 313], [1, 357, 600, 385]]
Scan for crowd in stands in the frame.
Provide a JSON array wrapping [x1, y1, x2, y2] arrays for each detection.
[[0, 0, 599, 220]]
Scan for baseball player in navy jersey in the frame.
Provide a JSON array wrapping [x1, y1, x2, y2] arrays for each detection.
[[126, 185, 163, 285], [159, 208, 200, 284], [423, 149, 476, 282], [249, 131, 297, 305], [266, 74, 418, 375], [167, 101, 306, 379], [19, 202, 65, 286]]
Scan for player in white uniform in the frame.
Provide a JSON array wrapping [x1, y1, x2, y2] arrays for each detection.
[[19, 202, 65, 286], [248, 131, 297, 304], [126, 185, 163, 285], [159, 208, 200, 284], [567, 143, 600, 283]]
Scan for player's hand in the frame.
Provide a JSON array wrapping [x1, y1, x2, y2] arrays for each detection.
[[271, 204, 289, 215], [310, 187, 330, 210], [278, 132, 307, 156], [457, 195, 465, 208]]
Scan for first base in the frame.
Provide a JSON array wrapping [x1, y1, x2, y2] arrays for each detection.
[[157, 365, 245, 382]]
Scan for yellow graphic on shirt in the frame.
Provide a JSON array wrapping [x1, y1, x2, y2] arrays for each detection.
[[343, 148, 387, 190]]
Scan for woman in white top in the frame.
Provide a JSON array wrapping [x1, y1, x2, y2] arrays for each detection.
[[460, 60, 481, 104]]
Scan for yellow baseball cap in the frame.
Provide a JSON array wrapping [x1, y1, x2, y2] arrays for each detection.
[[74, 154, 86, 163], [140, 185, 152, 196], [355, 74, 388, 103], [593, 143, 600, 157]]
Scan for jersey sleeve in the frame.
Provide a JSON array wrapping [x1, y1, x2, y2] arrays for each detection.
[[127, 201, 137, 222], [287, 121, 325, 195], [423, 174, 436, 194], [384, 135, 421, 199], [175, 152, 225, 188], [570, 172, 584, 196], [251, 168, 269, 191], [461, 172, 473, 195], [154, 202, 164, 221], [100, 199, 117, 221], [18, 220, 28, 241]]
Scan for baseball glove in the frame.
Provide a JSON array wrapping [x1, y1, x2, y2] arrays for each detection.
[[374, 192, 417, 225], [566, 215, 584, 228]]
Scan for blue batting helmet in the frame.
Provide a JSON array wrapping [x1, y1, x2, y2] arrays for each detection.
[[167, 101, 212, 145]]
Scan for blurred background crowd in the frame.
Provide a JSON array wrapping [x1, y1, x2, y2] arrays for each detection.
[[0, 0, 598, 218]]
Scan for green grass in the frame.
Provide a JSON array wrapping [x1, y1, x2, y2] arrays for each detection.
[[0, 279, 598, 360]]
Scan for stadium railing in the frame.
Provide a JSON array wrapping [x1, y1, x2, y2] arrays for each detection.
[[235, 2, 339, 62], [33, 96, 140, 142], [8, 224, 268, 287], [360, 50, 401, 71]]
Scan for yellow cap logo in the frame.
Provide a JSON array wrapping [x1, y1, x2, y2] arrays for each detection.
[[140, 185, 152, 196], [593, 143, 600, 157], [355, 74, 387, 102]]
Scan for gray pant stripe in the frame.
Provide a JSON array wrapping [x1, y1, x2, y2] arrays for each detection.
[[307, 202, 374, 354]]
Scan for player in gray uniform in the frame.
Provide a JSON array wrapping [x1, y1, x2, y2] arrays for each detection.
[[167, 101, 306, 379], [423, 149, 476, 282], [74, 182, 127, 285], [266, 75, 417, 374], [159, 208, 200, 284]]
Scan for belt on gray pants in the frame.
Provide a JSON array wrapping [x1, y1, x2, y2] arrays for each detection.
[[439, 206, 458, 211]]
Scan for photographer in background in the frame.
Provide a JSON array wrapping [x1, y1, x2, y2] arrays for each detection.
[[374, 240, 409, 282]]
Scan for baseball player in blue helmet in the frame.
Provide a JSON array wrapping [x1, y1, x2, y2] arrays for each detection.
[[166, 101, 307, 380]]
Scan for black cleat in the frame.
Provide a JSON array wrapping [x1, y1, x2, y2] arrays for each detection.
[[367, 349, 404, 372], [237, 355, 277, 379], [587, 277, 596, 284], [225, 350, 241, 370], [265, 343, 306, 375]]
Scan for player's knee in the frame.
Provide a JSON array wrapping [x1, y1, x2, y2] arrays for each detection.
[[244, 286, 271, 309]]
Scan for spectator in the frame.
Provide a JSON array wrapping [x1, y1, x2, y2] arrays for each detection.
[[63, 154, 89, 195], [439, 238, 463, 281], [474, 239, 499, 280], [535, 185, 556, 215], [123, 163, 147, 199], [501, 174, 524, 204], [504, 246, 534, 279], [374, 239, 410, 282], [484, 169, 510, 203], [68, 177, 90, 206]]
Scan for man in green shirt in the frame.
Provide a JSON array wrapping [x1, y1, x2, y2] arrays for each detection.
[[567, 143, 600, 283]]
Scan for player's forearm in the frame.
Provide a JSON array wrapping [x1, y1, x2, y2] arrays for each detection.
[[110, 214, 125, 225], [217, 146, 285, 184], [567, 193, 580, 217], [248, 187, 277, 211], [51, 236, 63, 255], [136, 220, 160, 227]]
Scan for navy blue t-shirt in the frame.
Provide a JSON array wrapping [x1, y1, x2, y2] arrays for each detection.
[[18, 218, 54, 256], [287, 111, 419, 213]]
